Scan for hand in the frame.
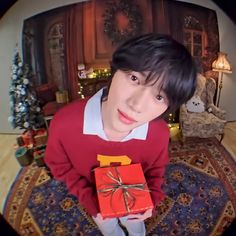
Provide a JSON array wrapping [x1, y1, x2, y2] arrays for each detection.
[[126, 208, 152, 222], [94, 213, 111, 224]]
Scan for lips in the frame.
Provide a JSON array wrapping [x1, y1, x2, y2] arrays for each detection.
[[118, 109, 137, 125]]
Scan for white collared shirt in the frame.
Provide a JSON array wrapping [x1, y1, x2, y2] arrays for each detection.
[[83, 89, 148, 141]]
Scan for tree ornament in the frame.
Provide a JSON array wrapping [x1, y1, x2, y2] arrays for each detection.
[[21, 89, 26, 95], [23, 122, 29, 128], [8, 50, 45, 131], [17, 69, 23, 75], [23, 78, 29, 84]]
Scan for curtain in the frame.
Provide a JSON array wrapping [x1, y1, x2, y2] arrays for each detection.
[[64, 4, 84, 100]]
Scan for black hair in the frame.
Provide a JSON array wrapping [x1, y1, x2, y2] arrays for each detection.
[[103, 33, 197, 115]]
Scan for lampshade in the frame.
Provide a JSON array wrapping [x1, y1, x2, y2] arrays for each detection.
[[212, 52, 232, 74]]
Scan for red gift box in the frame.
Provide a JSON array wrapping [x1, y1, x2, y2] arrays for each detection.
[[94, 163, 154, 218], [21, 129, 35, 147], [33, 145, 46, 167], [34, 128, 48, 146]]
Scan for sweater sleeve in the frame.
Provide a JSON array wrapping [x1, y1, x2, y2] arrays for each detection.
[[44, 117, 99, 216], [145, 128, 169, 207]]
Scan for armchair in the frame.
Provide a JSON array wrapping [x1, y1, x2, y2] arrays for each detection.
[[179, 74, 226, 141]]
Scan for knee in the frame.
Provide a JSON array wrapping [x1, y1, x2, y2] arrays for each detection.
[[120, 220, 145, 236]]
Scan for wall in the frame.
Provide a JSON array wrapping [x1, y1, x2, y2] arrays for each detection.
[[0, 0, 86, 133], [178, 0, 236, 121], [0, 0, 236, 133]]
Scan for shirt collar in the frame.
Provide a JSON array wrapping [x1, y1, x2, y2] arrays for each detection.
[[83, 89, 148, 141]]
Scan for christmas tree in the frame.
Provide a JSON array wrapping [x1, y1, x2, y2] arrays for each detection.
[[8, 50, 45, 130]]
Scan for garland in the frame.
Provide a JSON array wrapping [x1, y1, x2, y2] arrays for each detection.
[[103, 0, 143, 44]]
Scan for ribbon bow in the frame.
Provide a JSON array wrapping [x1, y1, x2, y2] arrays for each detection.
[[97, 167, 149, 213]]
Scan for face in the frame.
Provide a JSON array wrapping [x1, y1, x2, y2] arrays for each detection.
[[102, 70, 169, 137]]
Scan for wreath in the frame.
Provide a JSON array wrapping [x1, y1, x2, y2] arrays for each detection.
[[103, 0, 143, 44]]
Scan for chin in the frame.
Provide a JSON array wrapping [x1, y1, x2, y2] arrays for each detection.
[[116, 123, 139, 133]]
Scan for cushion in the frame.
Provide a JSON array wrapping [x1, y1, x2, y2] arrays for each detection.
[[36, 83, 57, 105]]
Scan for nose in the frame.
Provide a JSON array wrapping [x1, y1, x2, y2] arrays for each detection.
[[126, 87, 149, 113]]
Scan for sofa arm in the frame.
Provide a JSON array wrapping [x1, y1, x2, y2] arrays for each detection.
[[208, 104, 226, 120]]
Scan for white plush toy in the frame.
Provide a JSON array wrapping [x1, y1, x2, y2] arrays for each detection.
[[77, 64, 94, 79], [186, 95, 205, 113]]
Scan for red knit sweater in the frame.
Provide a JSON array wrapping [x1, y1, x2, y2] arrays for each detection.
[[44, 99, 169, 216]]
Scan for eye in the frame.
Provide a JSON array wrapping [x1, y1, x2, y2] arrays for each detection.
[[156, 95, 164, 101], [129, 74, 139, 84]]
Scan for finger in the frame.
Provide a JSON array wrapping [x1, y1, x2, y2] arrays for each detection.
[[95, 213, 110, 223], [99, 216, 111, 222], [145, 212, 152, 217], [146, 209, 153, 215]]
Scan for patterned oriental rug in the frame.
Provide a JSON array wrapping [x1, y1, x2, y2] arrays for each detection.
[[3, 137, 236, 236]]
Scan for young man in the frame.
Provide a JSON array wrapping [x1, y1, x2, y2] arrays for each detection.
[[45, 33, 197, 236]]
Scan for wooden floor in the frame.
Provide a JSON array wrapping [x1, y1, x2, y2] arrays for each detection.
[[221, 122, 236, 160], [0, 122, 236, 214], [0, 134, 20, 214]]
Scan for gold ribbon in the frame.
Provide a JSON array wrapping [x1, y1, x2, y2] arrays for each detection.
[[97, 167, 149, 213]]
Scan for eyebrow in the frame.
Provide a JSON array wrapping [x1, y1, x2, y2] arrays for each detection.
[[138, 71, 148, 77], [133, 71, 150, 81], [132, 71, 164, 88]]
